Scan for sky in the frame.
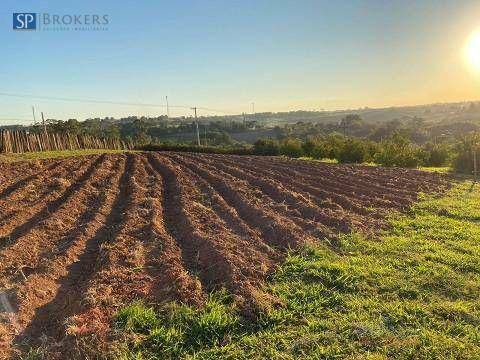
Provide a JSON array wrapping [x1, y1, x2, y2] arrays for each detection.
[[2, 0, 480, 124]]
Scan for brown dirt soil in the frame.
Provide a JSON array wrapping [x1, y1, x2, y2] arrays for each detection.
[[0, 152, 449, 359]]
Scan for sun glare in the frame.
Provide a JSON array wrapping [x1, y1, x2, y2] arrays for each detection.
[[465, 30, 480, 71]]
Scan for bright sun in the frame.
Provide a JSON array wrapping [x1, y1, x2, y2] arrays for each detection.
[[466, 30, 480, 71]]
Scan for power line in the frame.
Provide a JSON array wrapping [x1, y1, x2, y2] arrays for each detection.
[[0, 92, 239, 115], [0, 92, 186, 109], [0, 118, 32, 121]]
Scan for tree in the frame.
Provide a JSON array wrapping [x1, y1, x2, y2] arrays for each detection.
[[280, 138, 304, 158], [374, 133, 422, 168], [253, 138, 280, 156], [337, 138, 366, 163], [340, 114, 362, 137], [452, 133, 480, 173]]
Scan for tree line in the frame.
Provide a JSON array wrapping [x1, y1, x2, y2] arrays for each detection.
[[5, 113, 480, 173]]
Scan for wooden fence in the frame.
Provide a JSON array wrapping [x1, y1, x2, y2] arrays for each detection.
[[0, 129, 132, 154]]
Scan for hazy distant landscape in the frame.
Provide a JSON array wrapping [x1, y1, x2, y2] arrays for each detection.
[[4, 100, 480, 145]]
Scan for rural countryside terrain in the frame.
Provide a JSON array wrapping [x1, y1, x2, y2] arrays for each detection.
[[4, 1, 480, 358]]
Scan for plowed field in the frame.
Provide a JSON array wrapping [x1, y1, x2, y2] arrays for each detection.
[[0, 152, 448, 358]]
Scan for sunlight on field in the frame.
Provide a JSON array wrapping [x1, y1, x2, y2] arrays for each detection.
[[298, 157, 338, 164], [113, 180, 480, 359], [418, 166, 452, 173], [300, 157, 453, 173]]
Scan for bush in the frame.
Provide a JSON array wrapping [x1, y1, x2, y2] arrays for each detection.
[[280, 138, 304, 158], [302, 139, 317, 157], [452, 134, 480, 174], [363, 141, 379, 163], [253, 138, 280, 156], [374, 134, 422, 168], [324, 135, 345, 159], [337, 138, 366, 163], [311, 143, 328, 159], [422, 142, 450, 167]]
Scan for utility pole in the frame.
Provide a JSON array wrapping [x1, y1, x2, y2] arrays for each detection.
[[166, 96, 170, 118], [191, 107, 201, 146], [41, 112, 47, 134], [242, 112, 246, 128], [31, 106, 36, 124]]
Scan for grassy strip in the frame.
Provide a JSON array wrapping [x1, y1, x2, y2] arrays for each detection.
[[0, 149, 129, 163], [114, 180, 480, 359], [299, 156, 453, 173]]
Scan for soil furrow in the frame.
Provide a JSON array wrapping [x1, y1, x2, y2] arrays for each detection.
[[0, 156, 123, 358], [162, 153, 314, 248], [183, 153, 365, 232], [16, 154, 130, 351], [0, 161, 61, 197], [148, 154, 240, 288], [168, 153, 336, 238], [273, 156, 441, 195], [139, 157, 205, 304], [75, 155, 202, 310], [0, 156, 118, 290], [0, 157, 96, 241], [0, 155, 105, 251], [157, 155, 278, 262], [202, 153, 400, 211], [148, 154, 275, 307], [227, 154, 415, 197], [210, 154, 413, 207]]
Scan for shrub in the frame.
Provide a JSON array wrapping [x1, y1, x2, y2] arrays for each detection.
[[311, 143, 328, 159], [253, 138, 280, 156], [363, 141, 379, 163], [302, 139, 317, 157], [422, 142, 450, 167], [374, 134, 422, 168], [280, 138, 304, 158], [324, 135, 345, 159], [337, 138, 366, 163], [452, 134, 480, 174]]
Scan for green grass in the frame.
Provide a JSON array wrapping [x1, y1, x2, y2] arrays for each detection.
[[418, 166, 452, 173], [299, 157, 454, 172], [299, 156, 453, 174], [114, 291, 240, 359], [0, 149, 129, 163], [298, 157, 339, 164], [115, 180, 480, 359]]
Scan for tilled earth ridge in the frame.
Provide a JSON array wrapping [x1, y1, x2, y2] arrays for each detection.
[[0, 152, 449, 359]]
